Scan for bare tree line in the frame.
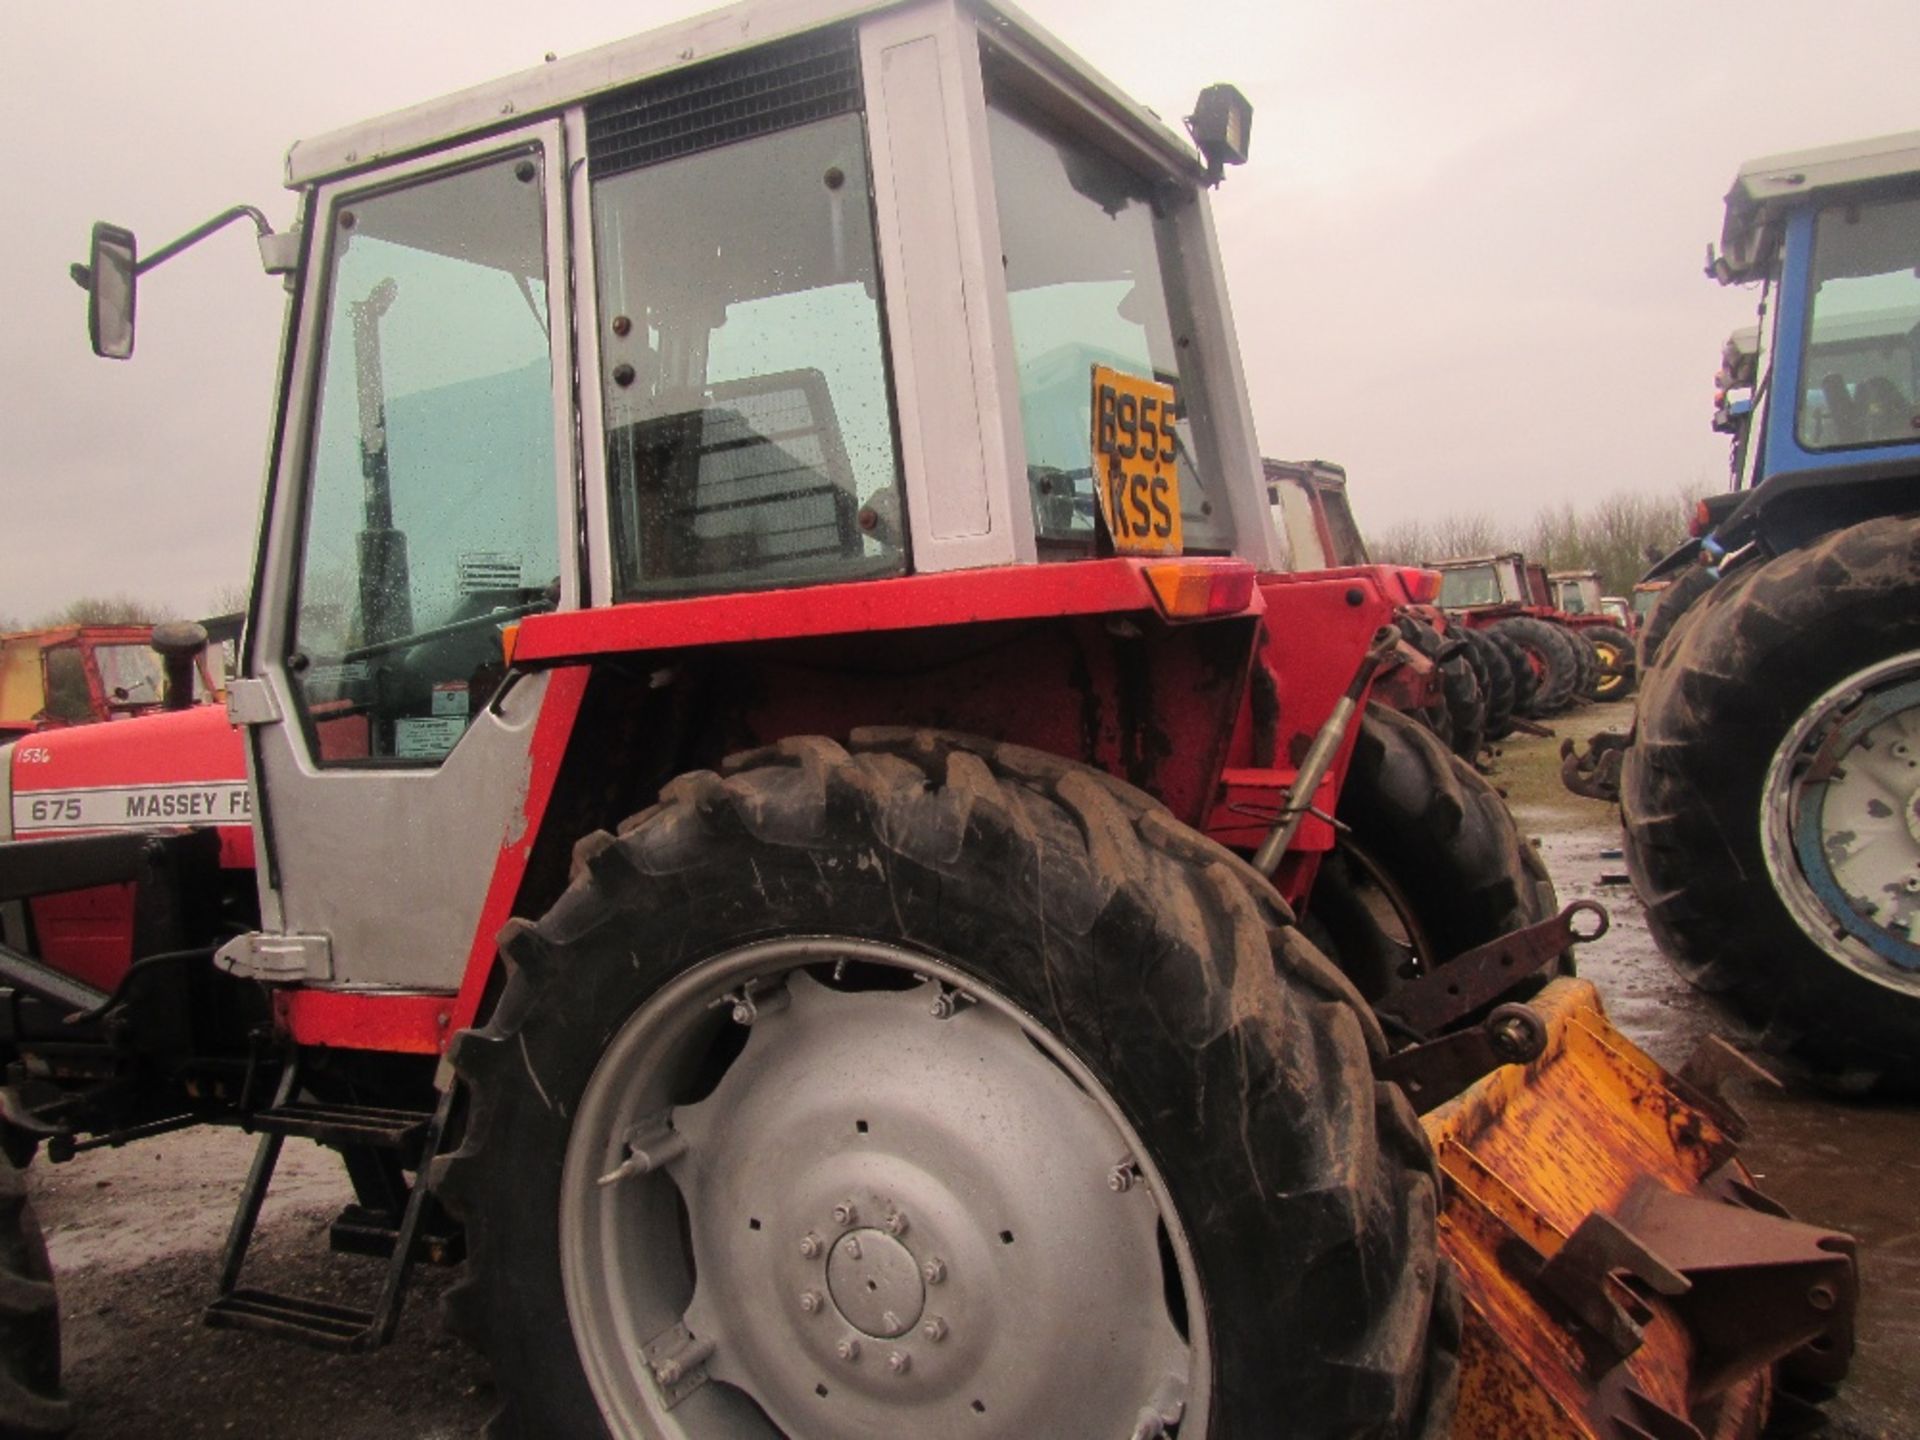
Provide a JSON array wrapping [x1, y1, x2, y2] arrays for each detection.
[[1366, 485, 1704, 597], [2, 583, 250, 636]]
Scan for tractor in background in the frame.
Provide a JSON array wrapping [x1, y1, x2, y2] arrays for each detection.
[[0, 619, 233, 740], [1432, 551, 1608, 716], [1617, 129, 1920, 1088], [0, 5, 1859, 1436], [1544, 570, 1636, 700], [1261, 458, 1496, 756]]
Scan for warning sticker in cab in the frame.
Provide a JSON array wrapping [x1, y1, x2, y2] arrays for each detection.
[[12, 782, 253, 833]]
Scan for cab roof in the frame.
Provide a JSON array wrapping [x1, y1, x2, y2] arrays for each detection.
[[285, 0, 1204, 187], [1716, 128, 1920, 283]]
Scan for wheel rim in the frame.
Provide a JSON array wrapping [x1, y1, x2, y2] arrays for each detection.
[[1763, 652, 1920, 996], [559, 937, 1208, 1439], [1590, 638, 1629, 699]]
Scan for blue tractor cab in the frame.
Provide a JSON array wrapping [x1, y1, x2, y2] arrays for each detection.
[[1665, 131, 1920, 571]]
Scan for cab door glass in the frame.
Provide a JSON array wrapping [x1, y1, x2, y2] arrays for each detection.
[[984, 96, 1232, 553], [289, 150, 558, 764]]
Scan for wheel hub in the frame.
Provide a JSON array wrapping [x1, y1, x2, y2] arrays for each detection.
[[824, 1229, 922, 1337]]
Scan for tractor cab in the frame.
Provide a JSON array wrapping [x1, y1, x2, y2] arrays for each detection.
[[65, 0, 1273, 992], [1432, 552, 1526, 610], [1259, 464, 1367, 572], [1694, 129, 1920, 557], [1548, 569, 1602, 616], [1261, 457, 1369, 569]]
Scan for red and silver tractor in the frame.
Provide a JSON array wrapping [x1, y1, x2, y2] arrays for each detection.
[[1, 3, 1856, 1436]]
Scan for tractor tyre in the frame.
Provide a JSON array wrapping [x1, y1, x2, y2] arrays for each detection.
[[1561, 625, 1600, 703], [1402, 619, 1484, 763], [1491, 616, 1578, 716], [1463, 628, 1517, 742], [1445, 629, 1493, 760], [1584, 624, 1636, 702], [1486, 628, 1538, 719], [1311, 705, 1558, 1000], [437, 731, 1455, 1439], [0, 1157, 70, 1439], [1623, 516, 1920, 1088], [1438, 642, 1486, 764], [1636, 564, 1717, 672]]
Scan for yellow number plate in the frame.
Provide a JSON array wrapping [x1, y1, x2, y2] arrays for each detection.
[[1090, 365, 1183, 555]]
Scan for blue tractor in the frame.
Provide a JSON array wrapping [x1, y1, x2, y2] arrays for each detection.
[[1623, 131, 1920, 1088]]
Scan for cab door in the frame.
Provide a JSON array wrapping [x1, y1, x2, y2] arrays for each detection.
[[238, 121, 579, 991]]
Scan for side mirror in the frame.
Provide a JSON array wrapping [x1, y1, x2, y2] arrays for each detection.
[[83, 223, 139, 360]]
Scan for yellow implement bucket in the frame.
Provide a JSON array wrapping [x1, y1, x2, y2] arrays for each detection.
[[1426, 978, 1856, 1440]]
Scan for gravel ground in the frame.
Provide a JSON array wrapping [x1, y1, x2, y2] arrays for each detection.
[[28, 701, 1920, 1436]]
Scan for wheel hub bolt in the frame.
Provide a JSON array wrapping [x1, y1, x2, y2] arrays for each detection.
[[885, 1210, 909, 1237], [799, 1290, 822, 1314], [923, 1256, 947, 1285], [881, 1310, 902, 1332], [1108, 1161, 1138, 1193], [837, 1337, 861, 1362], [842, 1235, 862, 1260], [922, 1315, 948, 1342], [799, 1232, 823, 1259], [833, 1200, 859, 1226], [888, 1350, 911, 1375]]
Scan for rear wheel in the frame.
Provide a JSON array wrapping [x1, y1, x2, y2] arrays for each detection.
[[1561, 625, 1599, 703], [439, 731, 1452, 1437], [1492, 617, 1578, 716], [0, 1156, 69, 1439], [1624, 517, 1920, 1087], [1636, 565, 1717, 672], [1464, 629, 1517, 741], [1486, 629, 1537, 719], [1311, 705, 1557, 1000], [1411, 622, 1485, 763], [1583, 624, 1636, 701]]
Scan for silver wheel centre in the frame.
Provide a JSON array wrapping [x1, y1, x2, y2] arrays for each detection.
[[559, 938, 1205, 1439], [1763, 652, 1920, 992]]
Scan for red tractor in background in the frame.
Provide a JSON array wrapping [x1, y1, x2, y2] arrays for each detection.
[[1544, 570, 1637, 700], [1261, 458, 1496, 757], [1431, 552, 1626, 716], [0, 5, 1857, 1437], [0, 618, 234, 741]]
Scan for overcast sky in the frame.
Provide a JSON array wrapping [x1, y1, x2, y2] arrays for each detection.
[[3, 0, 1916, 622]]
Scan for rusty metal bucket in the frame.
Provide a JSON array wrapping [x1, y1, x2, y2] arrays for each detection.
[[1425, 978, 1856, 1439]]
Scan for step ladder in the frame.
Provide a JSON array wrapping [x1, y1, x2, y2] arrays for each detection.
[[203, 1057, 456, 1352]]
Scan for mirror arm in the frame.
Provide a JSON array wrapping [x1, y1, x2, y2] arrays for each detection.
[[135, 205, 274, 275]]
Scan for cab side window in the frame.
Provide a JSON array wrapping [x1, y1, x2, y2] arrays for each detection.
[[289, 151, 558, 764]]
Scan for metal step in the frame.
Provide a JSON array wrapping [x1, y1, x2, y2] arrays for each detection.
[[204, 1059, 456, 1353], [328, 1202, 464, 1266], [251, 1101, 431, 1156], [203, 1288, 378, 1352]]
